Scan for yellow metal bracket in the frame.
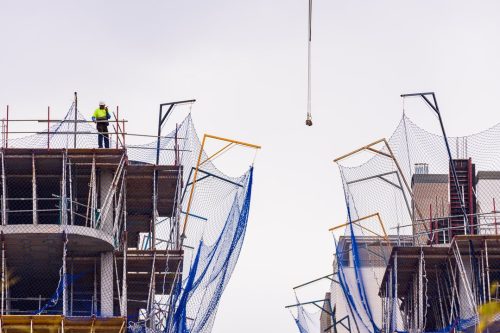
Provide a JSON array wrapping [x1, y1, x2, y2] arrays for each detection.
[[334, 138, 426, 231], [181, 134, 261, 243], [329, 212, 389, 241]]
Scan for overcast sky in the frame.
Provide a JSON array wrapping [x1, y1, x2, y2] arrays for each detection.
[[2, 1, 500, 332]]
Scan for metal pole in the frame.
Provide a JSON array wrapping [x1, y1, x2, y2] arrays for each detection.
[[1, 232, 4, 315], [69, 159, 74, 225], [1, 152, 6, 226], [62, 153, 68, 316], [32, 154, 37, 225], [181, 134, 206, 242], [174, 124, 178, 166], [394, 250, 398, 331], [401, 92, 469, 232], [74, 92, 78, 148], [47, 107, 50, 149], [71, 261, 74, 316], [62, 233, 68, 316], [485, 240, 491, 302], [122, 175, 128, 318], [122, 120, 125, 147], [155, 99, 196, 165], [152, 169, 157, 250], [418, 249, 423, 330], [494, 198, 497, 235], [156, 105, 164, 165], [93, 259, 97, 315], [116, 106, 119, 149], [5, 105, 8, 148]]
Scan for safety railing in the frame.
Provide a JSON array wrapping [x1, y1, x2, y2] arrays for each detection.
[[2, 105, 128, 149], [390, 210, 500, 246]]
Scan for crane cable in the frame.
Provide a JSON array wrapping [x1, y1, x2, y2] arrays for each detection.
[[305, 0, 313, 126]]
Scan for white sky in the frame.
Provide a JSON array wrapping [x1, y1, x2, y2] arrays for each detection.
[[2, 1, 500, 332]]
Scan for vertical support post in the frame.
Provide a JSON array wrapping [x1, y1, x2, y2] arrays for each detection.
[[468, 158, 474, 234], [493, 198, 497, 235], [181, 134, 206, 241], [156, 105, 164, 165], [69, 159, 74, 225], [152, 169, 157, 250], [150, 170, 157, 328], [122, 178, 128, 318], [70, 261, 74, 316], [122, 120, 125, 147], [74, 92, 78, 148], [122, 232, 128, 318], [481, 249, 486, 305], [418, 249, 423, 331], [32, 154, 37, 225], [1, 152, 6, 226], [62, 233, 68, 316], [485, 240, 491, 302], [401, 92, 470, 231], [174, 124, 178, 166], [61, 152, 68, 226], [47, 107, 50, 150], [88, 155, 96, 228], [429, 204, 433, 244], [62, 155, 69, 317], [116, 106, 119, 149], [1, 232, 4, 315], [5, 105, 8, 148], [93, 259, 97, 315], [394, 250, 398, 332], [147, 251, 157, 330]]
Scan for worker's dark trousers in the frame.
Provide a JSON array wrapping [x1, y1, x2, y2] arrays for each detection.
[[97, 124, 110, 148]]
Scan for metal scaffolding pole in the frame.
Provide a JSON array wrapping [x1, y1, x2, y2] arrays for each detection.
[[1, 152, 6, 226], [1, 232, 4, 315], [62, 233, 68, 316], [122, 176, 128, 318], [74, 92, 78, 148], [32, 154, 38, 225], [69, 159, 74, 225]]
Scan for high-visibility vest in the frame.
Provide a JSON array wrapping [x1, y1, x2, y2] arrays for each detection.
[[93, 108, 109, 120]]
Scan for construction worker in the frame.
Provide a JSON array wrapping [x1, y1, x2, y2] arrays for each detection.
[[92, 101, 111, 148]]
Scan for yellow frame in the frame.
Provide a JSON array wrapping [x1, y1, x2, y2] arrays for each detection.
[[334, 138, 426, 228], [181, 134, 261, 241], [329, 212, 389, 241]]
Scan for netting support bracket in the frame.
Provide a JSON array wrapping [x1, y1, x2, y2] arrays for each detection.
[[292, 273, 338, 291], [180, 134, 260, 246], [156, 99, 196, 165], [346, 171, 412, 220], [329, 213, 389, 242], [401, 92, 470, 232], [285, 298, 350, 333], [334, 138, 429, 240]]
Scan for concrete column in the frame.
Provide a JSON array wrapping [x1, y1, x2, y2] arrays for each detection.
[[100, 251, 114, 316], [99, 170, 114, 234]]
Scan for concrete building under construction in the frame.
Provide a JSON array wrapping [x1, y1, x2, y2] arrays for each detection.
[[0, 98, 259, 333]]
